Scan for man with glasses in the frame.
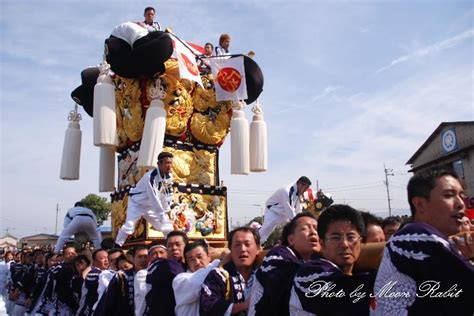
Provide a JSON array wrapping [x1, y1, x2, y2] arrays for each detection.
[[290, 204, 376, 315], [373, 168, 474, 315]]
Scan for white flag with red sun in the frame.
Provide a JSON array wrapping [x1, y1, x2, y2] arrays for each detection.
[[170, 34, 203, 88], [209, 56, 247, 101]]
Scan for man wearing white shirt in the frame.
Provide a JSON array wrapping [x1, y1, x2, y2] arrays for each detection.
[[259, 176, 312, 244], [215, 33, 231, 56], [77, 249, 109, 316], [54, 202, 101, 252], [115, 152, 175, 246], [172, 240, 220, 316], [139, 6, 162, 32]]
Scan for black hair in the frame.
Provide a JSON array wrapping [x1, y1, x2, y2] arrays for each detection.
[[63, 243, 77, 252], [297, 176, 311, 186], [360, 211, 383, 226], [359, 211, 383, 242], [116, 254, 132, 267], [32, 249, 44, 257], [281, 212, 317, 247], [381, 216, 402, 229], [144, 7, 155, 14], [128, 245, 148, 258], [74, 254, 91, 267], [184, 240, 208, 260], [44, 252, 56, 269], [166, 230, 189, 245], [108, 248, 124, 256], [157, 151, 173, 163], [407, 168, 462, 217], [228, 227, 260, 249], [92, 248, 108, 261], [204, 42, 214, 49], [317, 204, 365, 239], [100, 237, 118, 250], [74, 201, 84, 207]]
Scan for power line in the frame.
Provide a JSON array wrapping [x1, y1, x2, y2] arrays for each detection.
[[323, 181, 382, 191]]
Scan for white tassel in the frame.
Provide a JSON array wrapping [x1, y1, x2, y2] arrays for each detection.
[[230, 102, 250, 174], [137, 98, 167, 168], [250, 102, 267, 172], [99, 146, 116, 192], [93, 62, 116, 147], [60, 105, 82, 180], [137, 78, 167, 168]]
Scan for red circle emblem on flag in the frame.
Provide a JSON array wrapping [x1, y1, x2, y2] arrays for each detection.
[[180, 53, 199, 76], [216, 67, 242, 92]]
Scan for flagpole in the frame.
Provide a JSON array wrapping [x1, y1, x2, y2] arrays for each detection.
[[165, 29, 199, 56], [165, 29, 252, 59]]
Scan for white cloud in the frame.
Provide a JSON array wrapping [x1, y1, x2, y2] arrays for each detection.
[[311, 85, 342, 103], [376, 28, 474, 74]]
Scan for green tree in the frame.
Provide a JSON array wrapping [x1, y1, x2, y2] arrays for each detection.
[[80, 194, 111, 226]]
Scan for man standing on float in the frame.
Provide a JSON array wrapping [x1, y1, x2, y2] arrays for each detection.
[[115, 152, 175, 246], [259, 176, 312, 245]]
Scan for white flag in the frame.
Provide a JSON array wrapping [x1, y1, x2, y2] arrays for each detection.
[[210, 56, 247, 101], [170, 34, 203, 87]]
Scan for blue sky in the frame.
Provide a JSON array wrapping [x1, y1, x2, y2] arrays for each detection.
[[1, 0, 473, 238]]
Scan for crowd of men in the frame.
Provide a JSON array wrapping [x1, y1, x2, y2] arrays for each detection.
[[0, 167, 473, 315]]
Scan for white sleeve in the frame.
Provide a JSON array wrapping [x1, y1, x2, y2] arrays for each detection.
[[77, 282, 88, 313], [93, 270, 115, 311], [136, 282, 152, 316], [173, 259, 220, 306], [134, 269, 148, 316], [279, 188, 296, 219], [224, 303, 233, 316], [145, 174, 166, 214]]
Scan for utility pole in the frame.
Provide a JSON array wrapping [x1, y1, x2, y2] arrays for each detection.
[[55, 203, 59, 235], [384, 164, 394, 216]]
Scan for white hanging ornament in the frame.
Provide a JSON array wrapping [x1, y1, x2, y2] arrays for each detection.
[[249, 101, 267, 172], [60, 104, 82, 180], [93, 59, 117, 147], [137, 78, 167, 168], [230, 100, 250, 175], [99, 146, 116, 192]]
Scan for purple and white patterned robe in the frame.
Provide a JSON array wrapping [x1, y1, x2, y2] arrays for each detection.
[[290, 253, 375, 315], [200, 261, 254, 316], [373, 222, 474, 316], [77, 266, 101, 316], [143, 258, 186, 316], [96, 268, 135, 316], [248, 246, 304, 316]]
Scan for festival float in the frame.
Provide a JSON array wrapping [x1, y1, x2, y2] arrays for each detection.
[[59, 22, 334, 247], [59, 24, 266, 247]]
